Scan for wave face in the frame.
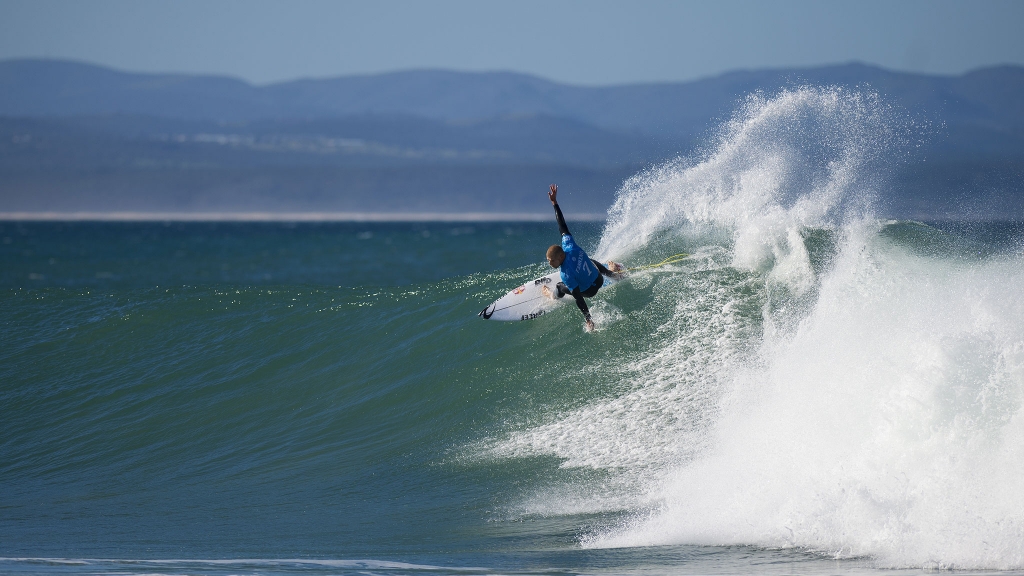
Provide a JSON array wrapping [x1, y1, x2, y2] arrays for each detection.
[[481, 89, 1024, 569], [2, 88, 1023, 575]]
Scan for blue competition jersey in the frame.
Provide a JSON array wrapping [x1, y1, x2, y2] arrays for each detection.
[[559, 234, 599, 291]]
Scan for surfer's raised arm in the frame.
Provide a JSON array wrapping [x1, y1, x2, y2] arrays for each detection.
[[548, 184, 571, 236]]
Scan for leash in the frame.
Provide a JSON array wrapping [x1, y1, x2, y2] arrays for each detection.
[[625, 252, 690, 272]]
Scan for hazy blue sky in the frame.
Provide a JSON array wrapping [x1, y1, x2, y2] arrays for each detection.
[[2, 0, 1023, 85]]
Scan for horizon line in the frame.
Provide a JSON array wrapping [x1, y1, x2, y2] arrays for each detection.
[[0, 211, 609, 223]]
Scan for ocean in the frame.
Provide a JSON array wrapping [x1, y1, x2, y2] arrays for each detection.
[[2, 88, 1024, 575]]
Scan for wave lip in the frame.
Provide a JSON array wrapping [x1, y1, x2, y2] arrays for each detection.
[[597, 86, 893, 266]]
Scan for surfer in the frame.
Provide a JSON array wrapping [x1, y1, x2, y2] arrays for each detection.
[[543, 184, 621, 332]]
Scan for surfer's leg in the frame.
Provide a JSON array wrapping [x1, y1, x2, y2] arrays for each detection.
[[559, 282, 596, 328], [569, 287, 591, 322]]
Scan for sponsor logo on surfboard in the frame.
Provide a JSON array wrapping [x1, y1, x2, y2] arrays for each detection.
[[512, 285, 526, 295]]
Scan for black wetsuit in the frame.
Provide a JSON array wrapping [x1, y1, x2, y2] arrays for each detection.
[[552, 202, 616, 322]]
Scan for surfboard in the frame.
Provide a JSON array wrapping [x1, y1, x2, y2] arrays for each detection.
[[478, 262, 625, 322]]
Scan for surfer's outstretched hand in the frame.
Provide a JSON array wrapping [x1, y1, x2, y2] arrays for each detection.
[[585, 319, 595, 332], [548, 184, 558, 205]]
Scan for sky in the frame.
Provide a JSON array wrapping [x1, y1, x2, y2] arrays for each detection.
[[1, 0, 1023, 86]]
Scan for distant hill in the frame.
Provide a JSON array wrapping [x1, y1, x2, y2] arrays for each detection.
[[1, 59, 1022, 217], [4, 59, 1024, 147]]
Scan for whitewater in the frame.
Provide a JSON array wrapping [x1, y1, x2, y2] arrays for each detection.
[[482, 87, 1024, 570], [2, 87, 1023, 575]]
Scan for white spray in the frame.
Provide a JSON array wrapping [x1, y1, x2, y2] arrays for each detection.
[[487, 87, 1024, 569]]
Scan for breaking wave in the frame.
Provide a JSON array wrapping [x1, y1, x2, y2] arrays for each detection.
[[481, 87, 1024, 569]]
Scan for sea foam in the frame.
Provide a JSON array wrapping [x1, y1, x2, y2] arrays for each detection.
[[489, 88, 1024, 568], [589, 229, 1024, 569]]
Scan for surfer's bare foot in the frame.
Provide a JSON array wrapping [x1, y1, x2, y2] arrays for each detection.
[[541, 285, 554, 299], [609, 262, 625, 279]]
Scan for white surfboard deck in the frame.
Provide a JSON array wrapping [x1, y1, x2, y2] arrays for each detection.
[[478, 262, 624, 322]]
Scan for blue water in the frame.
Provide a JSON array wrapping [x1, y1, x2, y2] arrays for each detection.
[[4, 88, 1024, 575]]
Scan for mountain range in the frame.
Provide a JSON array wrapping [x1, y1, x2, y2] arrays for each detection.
[[1, 59, 1022, 217]]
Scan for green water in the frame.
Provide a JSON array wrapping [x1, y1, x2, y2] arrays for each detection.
[[3, 219, 1024, 575]]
